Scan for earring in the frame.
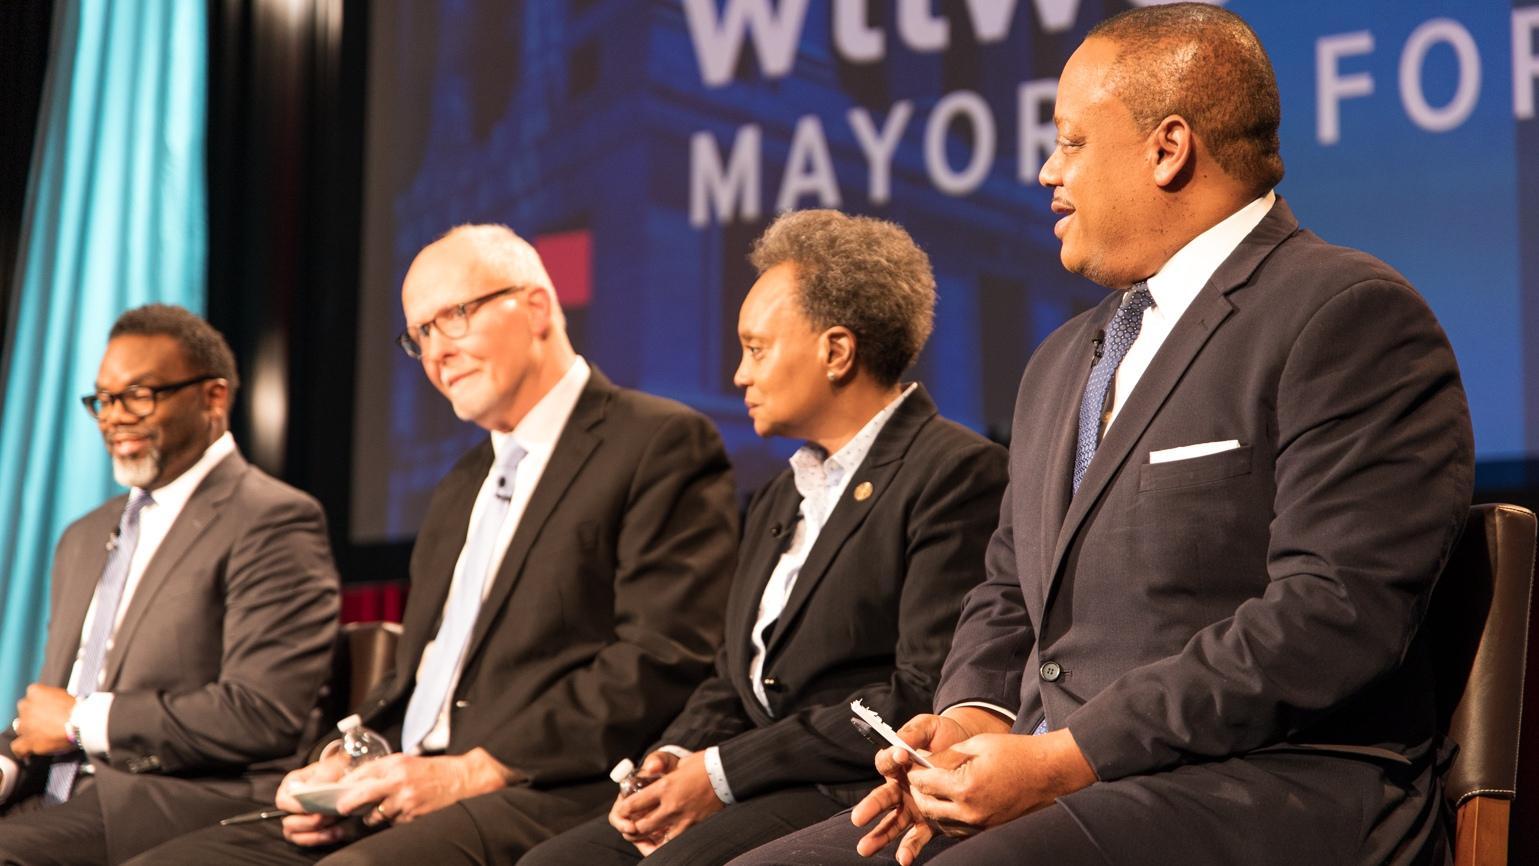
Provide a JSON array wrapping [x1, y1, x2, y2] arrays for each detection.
[[826, 371, 838, 382]]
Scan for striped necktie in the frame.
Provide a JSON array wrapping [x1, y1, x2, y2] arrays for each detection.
[[46, 488, 154, 805]]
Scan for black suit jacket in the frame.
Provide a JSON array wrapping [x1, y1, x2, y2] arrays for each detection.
[[937, 199, 1473, 863], [1, 451, 339, 851], [656, 386, 1007, 803], [357, 368, 738, 791]]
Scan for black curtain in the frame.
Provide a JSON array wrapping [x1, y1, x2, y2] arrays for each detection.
[[0, 0, 57, 352], [205, 0, 408, 582]]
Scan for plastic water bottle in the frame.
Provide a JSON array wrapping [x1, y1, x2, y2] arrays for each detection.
[[609, 757, 651, 797], [320, 714, 392, 769]]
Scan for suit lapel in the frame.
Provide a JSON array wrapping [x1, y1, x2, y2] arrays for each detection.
[[103, 453, 245, 687], [461, 370, 611, 662], [732, 480, 801, 650], [399, 445, 489, 683], [1046, 200, 1301, 600], [764, 387, 938, 658], [42, 505, 120, 686], [1039, 312, 1111, 599]]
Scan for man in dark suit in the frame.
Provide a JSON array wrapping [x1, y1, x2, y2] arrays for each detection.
[[0, 305, 340, 865], [520, 210, 1007, 866], [133, 224, 738, 865], [735, 6, 1473, 866]]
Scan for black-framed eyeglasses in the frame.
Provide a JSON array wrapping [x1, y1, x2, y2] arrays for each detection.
[[396, 285, 527, 359], [81, 375, 220, 419]]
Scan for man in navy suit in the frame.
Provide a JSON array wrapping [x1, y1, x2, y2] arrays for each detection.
[[735, 5, 1473, 865]]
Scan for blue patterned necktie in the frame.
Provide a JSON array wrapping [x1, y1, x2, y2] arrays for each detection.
[[400, 444, 527, 754], [1073, 284, 1154, 494], [46, 488, 154, 805]]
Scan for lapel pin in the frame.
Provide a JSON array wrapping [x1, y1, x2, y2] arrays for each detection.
[[853, 481, 873, 502]]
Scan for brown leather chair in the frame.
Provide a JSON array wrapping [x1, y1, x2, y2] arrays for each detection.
[[323, 620, 403, 723], [1428, 504, 1536, 866]]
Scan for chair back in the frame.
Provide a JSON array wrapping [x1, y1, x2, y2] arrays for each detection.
[[1428, 504, 1536, 866], [321, 620, 403, 724]]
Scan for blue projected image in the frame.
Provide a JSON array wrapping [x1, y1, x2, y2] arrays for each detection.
[[351, 0, 1538, 543]]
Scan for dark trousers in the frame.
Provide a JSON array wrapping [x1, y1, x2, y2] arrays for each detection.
[[730, 751, 1450, 866], [724, 803, 1105, 866], [521, 786, 845, 866], [0, 776, 261, 866], [124, 779, 615, 866]]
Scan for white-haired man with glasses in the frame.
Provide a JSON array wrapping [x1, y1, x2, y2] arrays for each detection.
[[133, 223, 739, 865], [0, 304, 340, 864]]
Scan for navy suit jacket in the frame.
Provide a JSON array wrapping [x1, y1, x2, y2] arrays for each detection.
[[937, 199, 1473, 864]]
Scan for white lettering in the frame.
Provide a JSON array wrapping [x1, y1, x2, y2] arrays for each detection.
[[924, 91, 996, 195], [849, 102, 914, 205], [966, 0, 1020, 43], [777, 115, 840, 212], [682, 0, 810, 87], [1399, 18, 1480, 132], [1029, 0, 1080, 33], [1316, 31, 1375, 145], [1515, 8, 1539, 120], [690, 126, 762, 227], [833, 0, 883, 62], [899, 0, 949, 53], [1017, 78, 1058, 182]]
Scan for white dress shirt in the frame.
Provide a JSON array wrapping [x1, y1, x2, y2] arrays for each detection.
[[696, 383, 915, 804], [1106, 191, 1276, 430], [409, 356, 591, 754], [0, 431, 237, 802]]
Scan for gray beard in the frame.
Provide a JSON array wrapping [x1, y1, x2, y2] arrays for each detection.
[[112, 447, 161, 489]]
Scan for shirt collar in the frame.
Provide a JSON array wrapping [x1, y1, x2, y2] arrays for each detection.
[[490, 355, 591, 463], [789, 382, 917, 503], [136, 430, 237, 512], [1142, 191, 1276, 320]]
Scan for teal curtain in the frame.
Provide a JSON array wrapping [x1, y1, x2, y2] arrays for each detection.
[[0, 0, 207, 711]]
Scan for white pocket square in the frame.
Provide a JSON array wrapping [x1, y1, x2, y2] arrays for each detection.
[[1148, 440, 1242, 464]]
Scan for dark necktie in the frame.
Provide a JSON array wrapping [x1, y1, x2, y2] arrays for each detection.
[[1073, 284, 1154, 494], [46, 488, 154, 804]]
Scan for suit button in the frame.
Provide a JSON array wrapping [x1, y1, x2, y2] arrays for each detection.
[[761, 676, 782, 690], [1039, 661, 1063, 682]]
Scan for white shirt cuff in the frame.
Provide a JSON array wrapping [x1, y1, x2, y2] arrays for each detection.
[[71, 692, 113, 757], [702, 746, 736, 805], [655, 745, 693, 761], [943, 701, 1017, 722], [0, 754, 18, 803]]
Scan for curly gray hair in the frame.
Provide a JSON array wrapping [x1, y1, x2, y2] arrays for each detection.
[[749, 210, 936, 386]]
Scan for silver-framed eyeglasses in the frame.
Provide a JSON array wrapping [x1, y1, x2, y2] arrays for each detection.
[[82, 375, 220, 419], [397, 285, 527, 359]]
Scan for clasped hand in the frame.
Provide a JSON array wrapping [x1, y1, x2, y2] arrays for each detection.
[[608, 749, 724, 855], [277, 747, 517, 847], [11, 685, 77, 758], [851, 709, 1096, 866]]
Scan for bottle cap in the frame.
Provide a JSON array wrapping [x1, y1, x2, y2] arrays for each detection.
[[336, 713, 363, 734], [609, 758, 636, 783]]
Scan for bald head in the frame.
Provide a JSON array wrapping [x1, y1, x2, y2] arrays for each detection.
[[401, 223, 575, 432], [1088, 3, 1284, 198], [431, 224, 566, 329]]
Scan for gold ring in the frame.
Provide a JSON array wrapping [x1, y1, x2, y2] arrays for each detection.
[[375, 803, 387, 818]]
